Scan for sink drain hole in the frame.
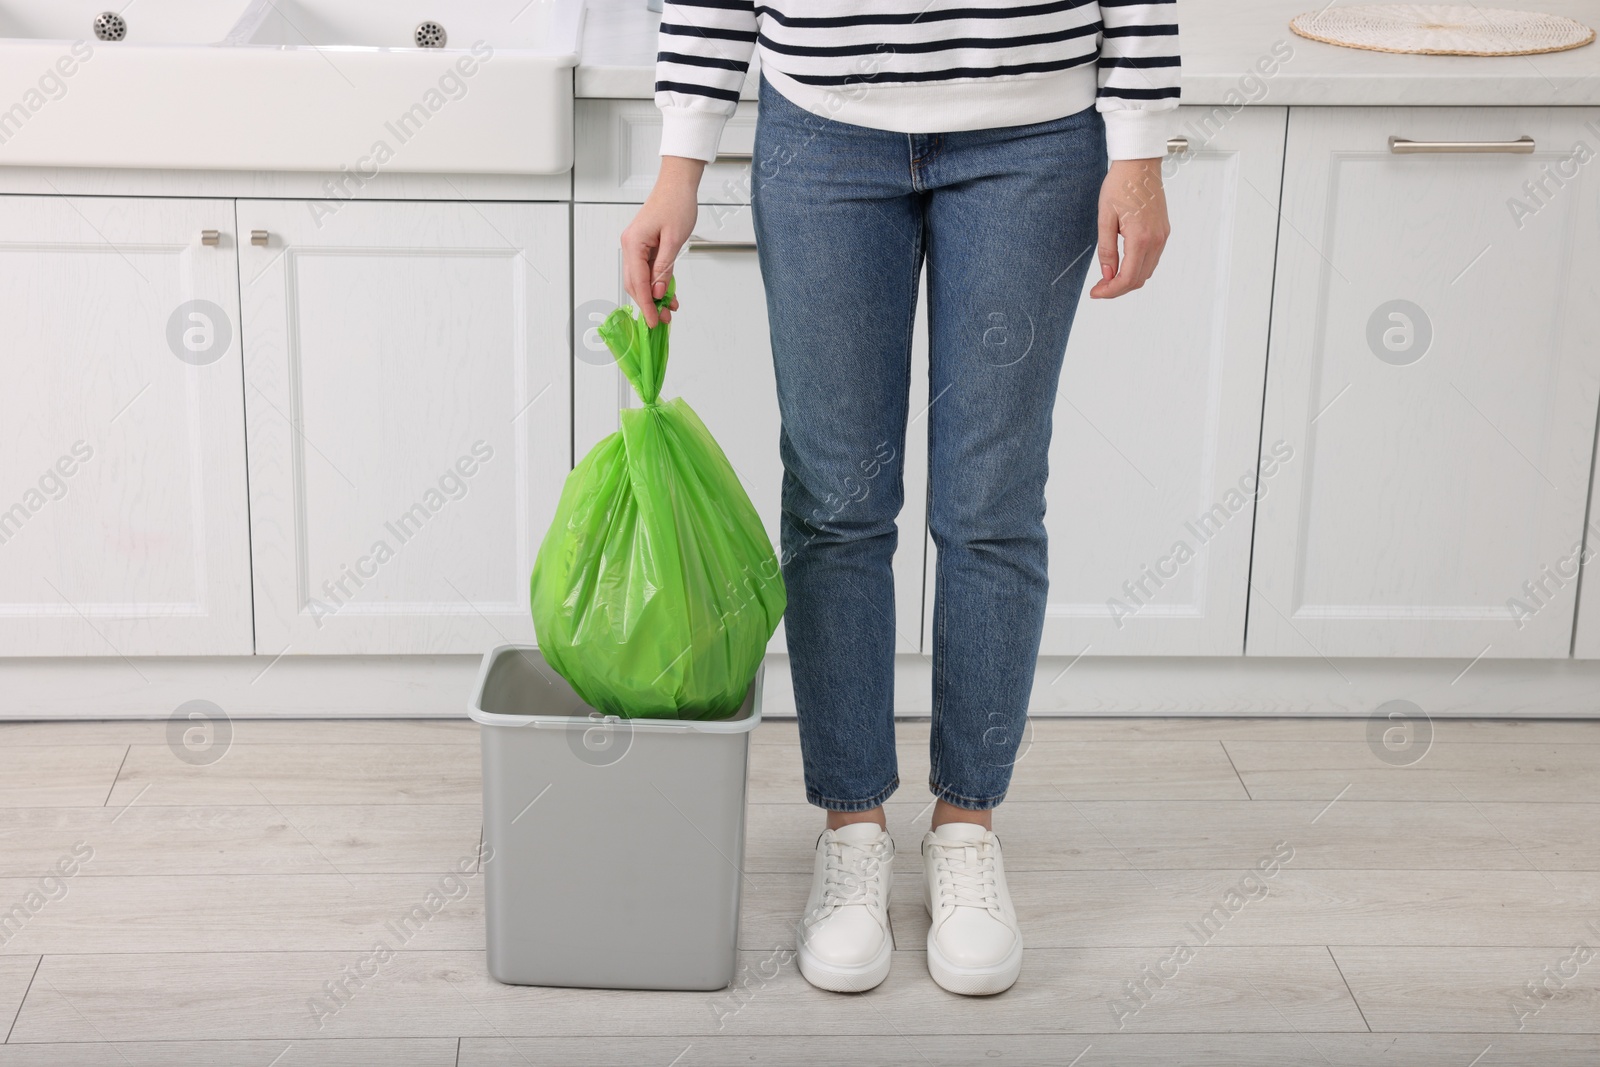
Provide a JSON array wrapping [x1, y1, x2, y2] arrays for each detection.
[[94, 11, 127, 41], [414, 20, 447, 48]]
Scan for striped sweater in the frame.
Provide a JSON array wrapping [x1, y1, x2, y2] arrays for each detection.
[[655, 0, 1181, 163]]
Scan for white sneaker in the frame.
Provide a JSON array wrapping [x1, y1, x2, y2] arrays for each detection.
[[921, 822, 1023, 995], [794, 822, 894, 992]]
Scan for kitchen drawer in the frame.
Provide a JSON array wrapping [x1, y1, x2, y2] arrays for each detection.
[[575, 98, 758, 204]]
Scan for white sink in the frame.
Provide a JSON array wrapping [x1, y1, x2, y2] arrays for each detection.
[[0, 0, 249, 43], [0, 0, 584, 174], [232, 0, 572, 50]]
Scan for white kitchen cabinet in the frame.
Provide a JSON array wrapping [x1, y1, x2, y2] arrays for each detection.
[[573, 202, 931, 654], [978, 106, 1288, 658], [240, 199, 570, 654], [1248, 107, 1600, 659], [0, 195, 253, 656]]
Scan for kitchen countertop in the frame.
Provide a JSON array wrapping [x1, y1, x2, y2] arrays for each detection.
[[577, 0, 1600, 106]]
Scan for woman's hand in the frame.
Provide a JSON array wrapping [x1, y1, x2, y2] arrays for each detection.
[[1090, 157, 1171, 300], [621, 156, 705, 326]]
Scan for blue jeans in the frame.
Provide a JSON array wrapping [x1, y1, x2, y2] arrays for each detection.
[[750, 75, 1106, 812]]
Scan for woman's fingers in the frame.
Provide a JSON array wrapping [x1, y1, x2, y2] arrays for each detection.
[[657, 294, 680, 323], [1091, 229, 1152, 298], [621, 224, 661, 328], [1118, 235, 1155, 294], [1098, 227, 1166, 298], [1095, 198, 1120, 287], [1090, 213, 1134, 299], [649, 239, 683, 323]]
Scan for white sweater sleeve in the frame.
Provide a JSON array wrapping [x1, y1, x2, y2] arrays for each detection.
[[654, 0, 758, 162], [1096, 0, 1182, 160]]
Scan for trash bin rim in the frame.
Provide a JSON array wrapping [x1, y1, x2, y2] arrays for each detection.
[[468, 644, 764, 734]]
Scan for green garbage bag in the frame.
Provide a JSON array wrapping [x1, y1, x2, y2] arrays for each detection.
[[530, 280, 786, 719]]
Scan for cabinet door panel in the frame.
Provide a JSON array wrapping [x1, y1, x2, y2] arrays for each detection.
[[1019, 107, 1286, 657], [1249, 107, 1600, 658], [573, 203, 931, 654], [241, 200, 570, 654], [0, 195, 251, 655]]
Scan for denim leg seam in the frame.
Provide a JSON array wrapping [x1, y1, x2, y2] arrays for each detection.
[[909, 192, 945, 798], [931, 520, 946, 796], [928, 236, 946, 801], [896, 211, 922, 526]]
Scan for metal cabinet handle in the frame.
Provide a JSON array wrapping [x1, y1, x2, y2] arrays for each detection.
[[1389, 135, 1535, 154], [200, 229, 220, 246], [250, 229, 269, 246], [685, 235, 758, 252], [1167, 137, 1189, 154]]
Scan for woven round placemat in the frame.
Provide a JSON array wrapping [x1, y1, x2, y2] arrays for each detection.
[[1290, 4, 1595, 56]]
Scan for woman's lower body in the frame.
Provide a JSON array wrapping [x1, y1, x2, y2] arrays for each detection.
[[750, 74, 1107, 994]]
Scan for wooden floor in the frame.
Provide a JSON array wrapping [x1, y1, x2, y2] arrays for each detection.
[[1, 716, 1598, 1065]]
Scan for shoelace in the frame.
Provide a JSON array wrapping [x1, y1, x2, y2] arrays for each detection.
[[930, 839, 1001, 913], [818, 836, 889, 911]]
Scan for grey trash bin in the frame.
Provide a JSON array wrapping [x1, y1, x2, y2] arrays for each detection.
[[469, 643, 761, 991]]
